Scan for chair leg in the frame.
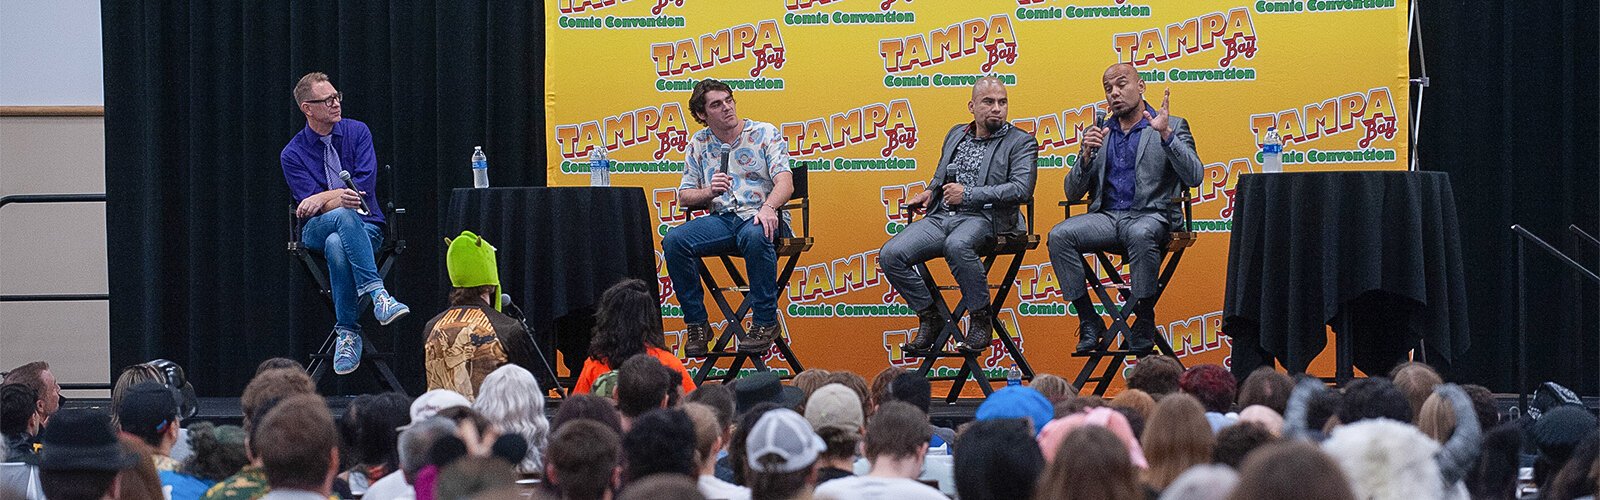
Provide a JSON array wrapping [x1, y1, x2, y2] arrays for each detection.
[[692, 252, 807, 382]]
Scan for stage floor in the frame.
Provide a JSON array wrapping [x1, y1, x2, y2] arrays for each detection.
[[63, 393, 1557, 430]]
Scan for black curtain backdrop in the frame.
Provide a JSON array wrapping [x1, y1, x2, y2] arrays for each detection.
[[1417, 0, 1598, 393], [104, 1, 544, 395], [105, 0, 1596, 397]]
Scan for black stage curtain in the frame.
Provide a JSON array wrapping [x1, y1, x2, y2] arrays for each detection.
[[1417, 0, 1598, 392], [104, 1, 545, 395]]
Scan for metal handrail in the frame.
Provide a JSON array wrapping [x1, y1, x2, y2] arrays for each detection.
[[1571, 224, 1600, 249], [0, 193, 109, 302], [1513, 224, 1600, 414]]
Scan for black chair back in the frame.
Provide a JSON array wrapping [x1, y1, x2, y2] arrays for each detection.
[[789, 164, 808, 200]]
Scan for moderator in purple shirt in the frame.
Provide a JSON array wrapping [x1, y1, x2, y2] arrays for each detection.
[[280, 118, 385, 226]]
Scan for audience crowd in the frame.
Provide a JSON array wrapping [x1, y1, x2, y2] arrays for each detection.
[[0, 284, 1588, 500]]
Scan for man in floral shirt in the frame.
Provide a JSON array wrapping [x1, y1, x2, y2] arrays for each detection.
[[664, 79, 795, 357]]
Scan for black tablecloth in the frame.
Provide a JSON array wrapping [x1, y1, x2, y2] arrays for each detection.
[[1222, 172, 1470, 377], [445, 187, 659, 376]]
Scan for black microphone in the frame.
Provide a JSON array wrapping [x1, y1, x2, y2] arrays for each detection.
[[718, 147, 731, 175], [500, 293, 524, 319], [1084, 108, 1108, 164], [338, 170, 371, 215]]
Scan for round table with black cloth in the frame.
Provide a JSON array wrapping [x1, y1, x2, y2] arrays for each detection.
[[1222, 171, 1470, 381], [445, 187, 660, 386]]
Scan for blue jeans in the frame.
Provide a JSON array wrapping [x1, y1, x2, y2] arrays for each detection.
[[302, 208, 385, 330], [662, 213, 789, 325]]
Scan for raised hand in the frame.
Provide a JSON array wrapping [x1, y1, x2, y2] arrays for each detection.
[[1145, 87, 1172, 141]]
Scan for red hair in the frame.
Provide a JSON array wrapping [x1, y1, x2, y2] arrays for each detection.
[[1178, 364, 1237, 413]]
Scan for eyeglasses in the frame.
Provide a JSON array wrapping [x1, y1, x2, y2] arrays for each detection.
[[303, 92, 343, 107]]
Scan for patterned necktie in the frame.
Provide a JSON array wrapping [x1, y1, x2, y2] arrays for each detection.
[[320, 134, 346, 189]]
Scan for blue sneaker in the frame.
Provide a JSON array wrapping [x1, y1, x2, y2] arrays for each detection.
[[372, 289, 410, 326], [333, 327, 363, 375]]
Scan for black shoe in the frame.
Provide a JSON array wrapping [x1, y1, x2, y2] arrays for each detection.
[[1074, 315, 1108, 354], [958, 308, 993, 353], [1128, 316, 1157, 353], [903, 307, 943, 353], [683, 323, 711, 357], [740, 322, 780, 354]]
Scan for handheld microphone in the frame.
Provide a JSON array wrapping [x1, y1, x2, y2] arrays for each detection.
[[1085, 107, 1108, 164], [718, 146, 731, 175], [338, 170, 371, 215]]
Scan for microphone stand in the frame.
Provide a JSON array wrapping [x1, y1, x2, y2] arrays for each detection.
[[504, 296, 568, 398]]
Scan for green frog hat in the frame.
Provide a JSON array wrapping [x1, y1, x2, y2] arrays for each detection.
[[445, 230, 501, 311]]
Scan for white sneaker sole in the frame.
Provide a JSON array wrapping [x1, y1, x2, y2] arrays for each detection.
[[377, 307, 410, 326]]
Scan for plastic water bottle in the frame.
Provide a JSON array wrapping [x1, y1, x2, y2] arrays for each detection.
[[1007, 364, 1022, 387], [589, 147, 611, 187], [1261, 127, 1283, 173], [471, 146, 489, 188]]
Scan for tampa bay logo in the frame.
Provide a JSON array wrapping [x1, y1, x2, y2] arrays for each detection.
[[558, 0, 685, 15], [555, 103, 690, 161], [781, 100, 918, 158], [1115, 7, 1257, 68], [879, 14, 1018, 74], [1248, 87, 1399, 149], [652, 21, 787, 78]]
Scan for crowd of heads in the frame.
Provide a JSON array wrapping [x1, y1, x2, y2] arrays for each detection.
[[12, 349, 1600, 500]]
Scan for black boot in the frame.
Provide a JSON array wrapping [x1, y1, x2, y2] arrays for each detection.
[[1127, 300, 1157, 353], [683, 323, 711, 357], [1074, 315, 1107, 354], [903, 306, 943, 353], [1128, 316, 1157, 353], [959, 308, 993, 353]]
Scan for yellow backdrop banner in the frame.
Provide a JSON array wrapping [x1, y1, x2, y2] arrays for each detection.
[[546, 0, 1409, 393]]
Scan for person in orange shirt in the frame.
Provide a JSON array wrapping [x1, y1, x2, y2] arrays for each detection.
[[573, 279, 697, 395]]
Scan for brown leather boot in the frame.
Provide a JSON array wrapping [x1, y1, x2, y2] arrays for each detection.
[[683, 323, 711, 357], [740, 322, 780, 354]]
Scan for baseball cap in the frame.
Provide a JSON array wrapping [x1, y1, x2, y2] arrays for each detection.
[[117, 381, 182, 438], [975, 386, 1054, 435], [744, 409, 825, 474], [38, 409, 138, 471], [401, 389, 471, 430], [803, 384, 863, 433]]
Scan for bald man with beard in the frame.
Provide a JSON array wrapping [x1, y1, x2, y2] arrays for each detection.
[[880, 77, 1039, 356], [1051, 63, 1203, 355]]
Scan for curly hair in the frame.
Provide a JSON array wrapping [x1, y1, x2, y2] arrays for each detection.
[[181, 421, 250, 481], [1179, 364, 1238, 413], [587, 279, 667, 368], [474, 364, 550, 474]]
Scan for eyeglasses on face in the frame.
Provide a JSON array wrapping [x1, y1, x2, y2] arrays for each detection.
[[303, 92, 343, 107]]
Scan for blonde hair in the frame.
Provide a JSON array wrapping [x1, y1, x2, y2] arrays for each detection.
[[293, 72, 329, 103], [1391, 362, 1443, 421], [1141, 393, 1214, 490], [1031, 374, 1077, 404], [1415, 392, 1455, 444], [681, 402, 721, 465], [1111, 389, 1158, 421]]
